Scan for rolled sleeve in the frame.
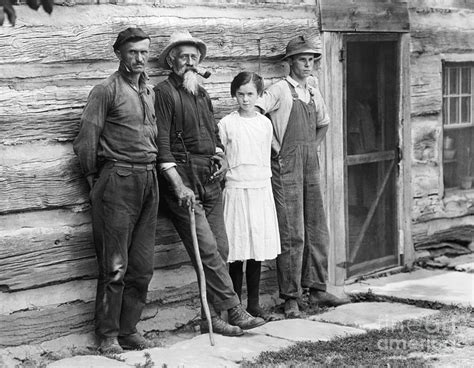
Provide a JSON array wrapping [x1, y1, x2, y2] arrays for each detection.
[[313, 87, 330, 128]]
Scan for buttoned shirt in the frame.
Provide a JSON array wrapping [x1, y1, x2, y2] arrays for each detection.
[[256, 75, 330, 154], [154, 73, 223, 169], [73, 63, 158, 177]]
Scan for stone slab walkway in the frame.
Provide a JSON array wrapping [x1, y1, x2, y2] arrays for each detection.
[[36, 267, 473, 367], [345, 269, 474, 307]]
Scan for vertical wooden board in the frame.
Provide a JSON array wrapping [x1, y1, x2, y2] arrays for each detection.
[[398, 33, 414, 265], [320, 32, 346, 286]]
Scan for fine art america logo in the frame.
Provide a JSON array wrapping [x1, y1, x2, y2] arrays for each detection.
[[376, 315, 456, 351]]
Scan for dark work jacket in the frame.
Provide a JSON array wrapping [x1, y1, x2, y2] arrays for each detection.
[[154, 72, 223, 164]]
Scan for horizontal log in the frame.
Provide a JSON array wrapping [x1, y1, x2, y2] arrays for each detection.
[[0, 208, 187, 291], [0, 265, 198, 347], [0, 143, 88, 212], [320, 0, 410, 32], [0, 264, 197, 315], [0, 64, 287, 145], [409, 0, 474, 10], [0, 299, 95, 347], [412, 216, 474, 246], [0, 262, 277, 347], [0, 7, 318, 65]]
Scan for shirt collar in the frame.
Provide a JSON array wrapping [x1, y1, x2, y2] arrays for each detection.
[[118, 62, 149, 89], [286, 75, 315, 97], [286, 75, 306, 90]]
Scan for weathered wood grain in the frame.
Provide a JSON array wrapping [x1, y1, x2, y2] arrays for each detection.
[[0, 143, 89, 212], [0, 207, 187, 291], [410, 54, 442, 116], [412, 217, 474, 246], [0, 63, 286, 145], [0, 262, 277, 347], [319, 0, 410, 32], [0, 12, 318, 65]]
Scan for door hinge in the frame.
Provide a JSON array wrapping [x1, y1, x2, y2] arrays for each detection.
[[339, 48, 345, 62], [336, 261, 351, 269], [397, 146, 403, 162]]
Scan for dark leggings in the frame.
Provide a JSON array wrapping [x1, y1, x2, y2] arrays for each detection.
[[229, 259, 261, 309]]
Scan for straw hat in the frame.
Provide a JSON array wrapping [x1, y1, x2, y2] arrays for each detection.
[[281, 35, 321, 61], [157, 30, 207, 69]]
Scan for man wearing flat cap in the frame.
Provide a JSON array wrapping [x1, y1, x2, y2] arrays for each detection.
[[74, 27, 158, 353], [154, 30, 266, 336], [256, 35, 350, 319]]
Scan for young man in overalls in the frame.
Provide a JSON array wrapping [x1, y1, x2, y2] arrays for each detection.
[[256, 35, 350, 318]]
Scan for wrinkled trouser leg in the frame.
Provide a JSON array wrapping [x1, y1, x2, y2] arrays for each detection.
[[301, 161, 329, 292], [91, 166, 158, 337], [272, 147, 329, 300], [161, 188, 240, 313]]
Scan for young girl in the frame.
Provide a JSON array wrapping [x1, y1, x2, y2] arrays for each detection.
[[218, 72, 281, 320]]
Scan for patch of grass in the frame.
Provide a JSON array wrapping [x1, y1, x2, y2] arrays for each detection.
[[241, 307, 473, 368]]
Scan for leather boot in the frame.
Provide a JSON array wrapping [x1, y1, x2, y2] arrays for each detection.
[[309, 290, 350, 307], [118, 332, 153, 350], [228, 304, 266, 330], [200, 314, 244, 336], [99, 337, 124, 354], [284, 298, 301, 319]]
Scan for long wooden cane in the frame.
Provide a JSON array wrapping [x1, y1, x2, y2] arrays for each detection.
[[188, 206, 215, 346]]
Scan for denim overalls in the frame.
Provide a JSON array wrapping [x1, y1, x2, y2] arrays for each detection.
[[271, 81, 330, 300]]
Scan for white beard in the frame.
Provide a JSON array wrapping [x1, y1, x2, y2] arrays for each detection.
[[182, 70, 201, 95]]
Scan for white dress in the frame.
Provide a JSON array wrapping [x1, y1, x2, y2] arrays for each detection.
[[218, 111, 281, 262]]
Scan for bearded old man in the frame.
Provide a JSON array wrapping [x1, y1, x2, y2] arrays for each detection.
[[153, 30, 266, 336]]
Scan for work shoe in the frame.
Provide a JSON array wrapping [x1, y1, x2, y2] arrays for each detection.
[[99, 337, 124, 354], [309, 290, 350, 308], [118, 332, 153, 350], [284, 298, 301, 319], [247, 305, 272, 321], [228, 304, 266, 330], [200, 315, 244, 336]]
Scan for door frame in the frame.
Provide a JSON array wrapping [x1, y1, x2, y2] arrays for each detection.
[[319, 31, 413, 286]]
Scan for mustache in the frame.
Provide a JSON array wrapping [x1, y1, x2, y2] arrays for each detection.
[[186, 66, 211, 79]]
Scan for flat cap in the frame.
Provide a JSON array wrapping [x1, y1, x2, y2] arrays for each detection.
[[113, 27, 150, 51]]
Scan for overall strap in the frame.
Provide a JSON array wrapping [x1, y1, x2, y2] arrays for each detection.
[[286, 80, 299, 100], [166, 79, 188, 157], [166, 79, 184, 134]]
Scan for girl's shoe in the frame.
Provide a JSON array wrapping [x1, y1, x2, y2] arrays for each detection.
[[247, 305, 271, 321]]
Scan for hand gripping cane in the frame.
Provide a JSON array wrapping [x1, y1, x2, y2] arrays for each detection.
[[188, 206, 215, 346]]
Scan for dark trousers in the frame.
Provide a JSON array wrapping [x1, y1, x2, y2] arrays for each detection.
[[160, 156, 240, 313], [90, 163, 159, 337]]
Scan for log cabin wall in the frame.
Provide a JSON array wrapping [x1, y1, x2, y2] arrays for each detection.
[[407, 0, 474, 248], [0, 0, 320, 348]]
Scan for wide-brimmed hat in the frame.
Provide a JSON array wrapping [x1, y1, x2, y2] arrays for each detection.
[[113, 27, 150, 51], [157, 30, 207, 69], [281, 35, 322, 61]]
